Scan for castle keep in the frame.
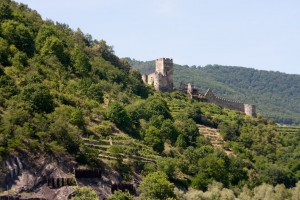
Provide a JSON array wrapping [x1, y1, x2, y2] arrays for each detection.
[[142, 58, 173, 92], [142, 58, 257, 117]]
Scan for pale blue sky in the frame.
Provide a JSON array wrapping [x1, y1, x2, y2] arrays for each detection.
[[15, 0, 300, 75]]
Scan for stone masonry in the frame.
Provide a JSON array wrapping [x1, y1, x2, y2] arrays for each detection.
[[181, 83, 257, 117], [142, 58, 173, 92]]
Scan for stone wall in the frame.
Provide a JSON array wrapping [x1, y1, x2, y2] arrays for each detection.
[[111, 182, 136, 195], [47, 177, 76, 188], [74, 168, 102, 179], [205, 89, 245, 112], [204, 89, 256, 117]]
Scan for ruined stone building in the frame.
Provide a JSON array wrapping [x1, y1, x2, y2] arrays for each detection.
[[142, 58, 256, 117], [142, 58, 173, 92]]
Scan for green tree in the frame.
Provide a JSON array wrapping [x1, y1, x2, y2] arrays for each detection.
[[106, 103, 131, 130], [40, 35, 68, 65], [35, 24, 57, 50], [160, 119, 178, 145], [69, 108, 85, 128], [192, 154, 229, 190], [71, 46, 91, 76], [175, 118, 198, 146], [0, 37, 9, 65], [0, 75, 18, 103], [139, 171, 175, 200], [21, 83, 54, 113], [157, 157, 177, 178], [86, 83, 104, 103], [175, 134, 187, 149], [145, 96, 172, 120], [11, 50, 28, 70], [1, 20, 34, 56], [0, 2, 13, 21], [144, 126, 164, 153], [128, 69, 149, 98]]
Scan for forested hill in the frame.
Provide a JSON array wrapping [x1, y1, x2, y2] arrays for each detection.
[[2, 1, 300, 199], [127, 58, 300, 125]]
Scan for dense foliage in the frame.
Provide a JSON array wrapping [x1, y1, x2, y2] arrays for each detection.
[[1, 1, 300, 199], [127, 58, 300, 125], [0, 0, 149, 163]]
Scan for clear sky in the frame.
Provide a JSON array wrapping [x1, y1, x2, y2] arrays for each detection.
[[14, 0, 300, 75]]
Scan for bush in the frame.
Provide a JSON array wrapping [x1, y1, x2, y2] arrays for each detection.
[[21, 83, 54, 113], [139, 171, 175, 200], [73, 187, 98, 200], [106, 102, 131, 131]]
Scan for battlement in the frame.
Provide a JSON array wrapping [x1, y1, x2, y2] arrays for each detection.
[[181, 85, 256, 117], [156, 58, 173, 62], [205, 88, 256, 117], [205, 89, 243, 104]]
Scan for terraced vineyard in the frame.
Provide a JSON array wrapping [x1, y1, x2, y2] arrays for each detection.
[[276, 126, 300, 134], [197, 125, 234, 156], [167, 98, 234, 155], [167, 98, 189, 117], [83, 135, 159, 164]]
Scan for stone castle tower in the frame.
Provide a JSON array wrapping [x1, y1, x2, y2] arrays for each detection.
[[142, 58, 173, 92]]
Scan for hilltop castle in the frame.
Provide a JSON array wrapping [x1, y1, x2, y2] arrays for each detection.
[[142, 58, 257, 117], [142, 58, 174, 92]]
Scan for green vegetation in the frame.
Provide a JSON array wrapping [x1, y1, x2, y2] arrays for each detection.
[[1, 1, 300, 199], [139, 171, 175, 200], [73, 187, 98, 200], [108, 191, 133, 200], [127, 58, 300, 125]]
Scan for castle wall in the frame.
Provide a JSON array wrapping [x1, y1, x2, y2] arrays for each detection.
[[157, 73, 173, 92], [204, 89, 256, 117]]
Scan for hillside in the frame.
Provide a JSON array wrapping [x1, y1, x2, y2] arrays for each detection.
[[127, 58, 300, 125], [1, 1, 300, 200]]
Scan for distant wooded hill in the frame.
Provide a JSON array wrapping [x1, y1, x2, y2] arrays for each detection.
[[127, 58, 300, 125]]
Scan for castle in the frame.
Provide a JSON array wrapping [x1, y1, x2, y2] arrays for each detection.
[[142, 58, 257, 117], [142, 58, 173, 92]]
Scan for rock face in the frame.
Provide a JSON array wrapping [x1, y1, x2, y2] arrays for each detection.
[[0, 153, 76, 199], [0, 153, 138, 200]]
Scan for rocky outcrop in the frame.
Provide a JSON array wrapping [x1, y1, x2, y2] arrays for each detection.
[[0, 153, 76, 199]]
